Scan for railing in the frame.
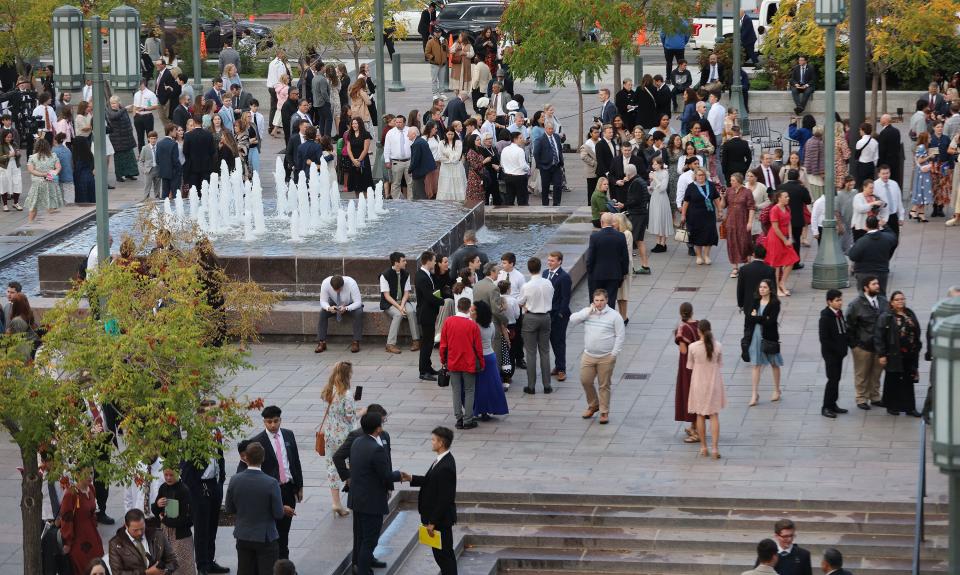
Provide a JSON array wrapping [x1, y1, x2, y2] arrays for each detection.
[[912, 418, 927, 575]]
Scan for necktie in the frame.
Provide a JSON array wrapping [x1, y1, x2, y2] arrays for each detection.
[[836, 311, 845, 334], [764, 168, 773, 188], [551, 137, 559, 164], [134, 538, 149, 567], [335, 291, 342, 322], [273, 432, 288, 484], [44, 107, 53, 131], [800, 67, 805, 82], [548, 271, 555, 280], [871, 299, 878, 310], [710, 65, 716, 82], [780, 550, 789, 558]]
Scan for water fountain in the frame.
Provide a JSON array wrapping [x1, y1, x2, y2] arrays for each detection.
[[334, 209, 348, 243], [345, 200, 358, 236], [289, 210, 301, 242], [356, 193, 368, 229]]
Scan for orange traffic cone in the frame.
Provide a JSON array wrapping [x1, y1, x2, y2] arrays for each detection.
[[200, 31, 208, 61]]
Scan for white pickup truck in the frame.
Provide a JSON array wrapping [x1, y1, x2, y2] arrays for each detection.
[[687, 0, 781, 51]]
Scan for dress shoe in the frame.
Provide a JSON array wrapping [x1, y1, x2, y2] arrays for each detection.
[[419, 373, 437, 381], [598, 413, 609, 424], [455, 419, 464, 429], [833, 406, 848, 414], [523, 387, 535, 394], [582, 407, 598, 419], [385, 344, 401, 354], [480, 413, 492, 421], [687, 246, 696, 256], [461, 421, 478, 429], [857, 402, 871, 410], [821, 407, 837, 419], [96, 512, 115, 525], [871, 400, 886, 408], [556, 371, 566, 381], [887, 408, 900, 416], [208, 563, 231, 574], [107, 184, 116, 189], [315, 341, 327, 353], [410, 340, 421, 352], [906, 409, 922, 418], [550, 368, 559, 376], [371, 558, 387, 568], [350, 341, 360, 353], [516, 360, 527, 369], [792, 263, 804, 270], [543, 386, 553, 394]]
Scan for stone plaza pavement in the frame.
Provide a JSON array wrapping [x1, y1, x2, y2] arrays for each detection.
[[0, 63, 946, 573]]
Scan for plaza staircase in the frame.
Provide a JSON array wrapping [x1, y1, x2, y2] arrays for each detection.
[[356, 492, 948, 575]]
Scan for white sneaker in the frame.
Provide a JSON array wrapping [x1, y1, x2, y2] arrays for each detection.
[[947, 218, 957, 227]]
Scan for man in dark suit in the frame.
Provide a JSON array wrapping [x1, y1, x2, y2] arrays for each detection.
[[652, 75, 672, 122], [615, 79, 637, 130], [204, 77, 225, 111], [155, 124, 182, 201], [778, 169, 811, 269], [819, 290, 849, 419], [449, 230, 489, 276], [736, 245, 777, 317], [769, 519, 813, 575], [820, 548, 852, 575], [595, 125, 618, 180], [751, 152, 781, 190], [789, 56, 816, 114], [409, 127, 436, 200], [598, 88, 618, 125], [417, 2, 437, 51], [239, 406, 303, 561], [544, 251, 572, 381], [171, 93, 192, 131], [280, 87, 301, 142], [285, 119, 309, 183], [182, 122, 216, 194], [924, 82, 949, 118], [406, 427, 457, 575], [720, 125, 752, 185], [698, 53, 724, 91], [741, 10, 758, 65], [443, 91, 469, 127], [607, 142, 645, 203], [348, 412, 404, 575], [847, 216, 897, 295], [534, 121, 565, 206], [154, 60, 178, 125], [586, 212, 629, 304], [225, 443, 286, 575], [416, 251, 442, 380], [295, 125, 323, 177], [875, 114, 903, 186]]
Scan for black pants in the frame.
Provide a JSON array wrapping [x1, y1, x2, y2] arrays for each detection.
[[591, 279, 620, 307], [822, 352, 845, 410], [881, 354, 919, 413], [187, 171, 208, 196], [887, 212, 900, 243], [433, 525, 457, 575], [316, 103, 332, 138], [236, 539, 278, 575], [540, 166, 563, 206], [663, 48, 685, 79], [791, 223, 803, 260], [354, 511, 384, 575], [268, 87, 278, 129], [586, 177, 598, 206], [855, 162, 875, 188], [744, 41, 758, 64], [484, 173, 502, 205], [192, 478, 222, 571], [276, 482, 297, 559], [161, 175, 182, 200], [133, 113, 154, 152], [419, 318, 436, 374], [549, 310, 569, 372], [503, 173, 529, 205]]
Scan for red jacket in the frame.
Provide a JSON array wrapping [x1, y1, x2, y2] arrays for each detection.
[[439, 315, 484, 373]]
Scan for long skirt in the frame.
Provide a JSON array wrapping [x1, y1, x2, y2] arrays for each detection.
[[675, 351, 696, 423], [114, 148, 139, 179], [161, 525, 198, 575], [25, 179, 64, 211], [932, 160, 953, 207], [474, 352, 509, 416]]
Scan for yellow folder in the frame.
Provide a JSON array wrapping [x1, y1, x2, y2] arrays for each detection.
[[418, 525, 441, 549]]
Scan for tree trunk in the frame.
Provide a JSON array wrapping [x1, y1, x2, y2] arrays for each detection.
[[870, 70, 879, 126], [881, 72, 888, 116], [232, 0, 238, 47], [19, 442, 43, 575], [575, 76, 584, 146], [613, 46, 622, 90]]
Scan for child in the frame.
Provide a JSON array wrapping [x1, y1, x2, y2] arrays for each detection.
[[138, 131, 161, 199], [498, 280, 520, 388]]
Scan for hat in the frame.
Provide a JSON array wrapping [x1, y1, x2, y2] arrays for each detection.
[[476, 96, 490, 108], [506, 100, 519, 111]]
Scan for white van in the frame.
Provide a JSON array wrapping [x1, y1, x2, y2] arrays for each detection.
[[688, 0, 781, 51]]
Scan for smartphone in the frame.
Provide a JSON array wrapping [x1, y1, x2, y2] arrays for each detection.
[[354, 386, 363, 401]]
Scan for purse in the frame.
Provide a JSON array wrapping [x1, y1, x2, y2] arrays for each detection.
[[761, 339, 781, 355], [314, 401, 333, 457], [674, 226, 689, 243], [438, 349, 450, 387], [718, 219, 727, 240]]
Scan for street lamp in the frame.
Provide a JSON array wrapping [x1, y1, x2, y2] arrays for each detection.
[[810, 0, 848, 289], [52, 4, 140, 265], [730, 0, 748, 136], [931, 311, 960, 573], [372, 0, 387, 183]]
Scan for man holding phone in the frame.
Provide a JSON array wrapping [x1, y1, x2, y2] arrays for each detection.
[[568, 289, 625, 425], [316, 274, 364, 354]]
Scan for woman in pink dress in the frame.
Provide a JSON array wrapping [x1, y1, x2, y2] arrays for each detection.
[[763, 190, 800, 298], [686, 319, 726, 459], [674, 302, 699, 442]]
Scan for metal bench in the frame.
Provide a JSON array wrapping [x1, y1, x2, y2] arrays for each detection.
[[748, 118, 783, 157]]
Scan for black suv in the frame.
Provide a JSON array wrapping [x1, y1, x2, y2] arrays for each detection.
[[434, 1, 505, 38]]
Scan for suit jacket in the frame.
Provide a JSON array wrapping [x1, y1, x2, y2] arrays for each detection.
[[790, 64, 816, 90], [410, 452, 457, 529], [224, 468, 284, 542], [607, 156, 645, 202], [925, 93, 948, 116], [586, 227, 629, 281], [239, 429, 304, 490], [721, 137, 753, 181], [819, 306, 849, 358], [410, 137, 437, 178], [171, 104, 191, 130], [751, 164, 781, 190], [155, 68, 177, 105], [449, 245, 489, 278], [876, 124, 902, 179], [653, 84, 672, 120], [534, 133, 564, 169], [699, 62, 725, 87], [108, 526, 178, 575], [182, 127, 215, 176], [234, 90, 255, 112], [543, 267, 572, 316], [444, 97, 468, 126], [599, 99, 618, 125], [285, 133, 304, 171], [768, 544, 813, 575], [745, 297, 780, 343], [615, 89, 637, 125], [780, 180, 812, 227], [736, 260, 776, 310], [741, 13, 757, 44], [332, 428, 395, 484], [595, 137, 618, 178], [295, 140, 323, 176], [347, 434, 399, 516], [137, 142, 157, 176], [415, 269, 442, 324], [474, 276, 507, 326]]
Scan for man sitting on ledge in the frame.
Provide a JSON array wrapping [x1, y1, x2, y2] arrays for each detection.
[[316, 274, 364, 354]]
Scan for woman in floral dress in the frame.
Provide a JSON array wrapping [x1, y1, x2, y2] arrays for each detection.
[[322, 361, 358, 517], [24, 138, 63, 222], [834, 121, 851, 190], [930, 122, 952, 212], [721, 173, 756, 277], [464, 134, 486, 205]]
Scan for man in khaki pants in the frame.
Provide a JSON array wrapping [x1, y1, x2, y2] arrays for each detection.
[[569, 289, 625, 425], [845, 275, 887, 410]]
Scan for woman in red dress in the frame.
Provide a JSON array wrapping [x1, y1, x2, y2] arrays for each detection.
[[764, 190, 800, 297], [721, 173, 756, 278], [674, 302, 700, 443], [59, 470, 104, 575]]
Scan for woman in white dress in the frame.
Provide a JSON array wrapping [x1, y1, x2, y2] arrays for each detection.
[[646, 157, 674, 252], [437, 127, 466, 201]]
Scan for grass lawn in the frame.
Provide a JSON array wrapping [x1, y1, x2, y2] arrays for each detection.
[[253, 0, 293, 15]]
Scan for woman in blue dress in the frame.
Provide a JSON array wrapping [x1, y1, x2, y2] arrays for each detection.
[[471, 300, 509, 420], [745, 279, 783, 407]]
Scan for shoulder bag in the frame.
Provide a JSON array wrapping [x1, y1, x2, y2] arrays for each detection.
[[314, 400, 333, 456], [674, 225, 689, 243], [438, 348, 450, 387]]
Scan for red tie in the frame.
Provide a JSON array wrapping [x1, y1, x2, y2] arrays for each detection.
[[45, 107, 53, 131]]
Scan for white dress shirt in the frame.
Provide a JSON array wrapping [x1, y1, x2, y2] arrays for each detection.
[[82, 84, 93, 103], [383, 126, 412, 162], [502, 294, 520, 324], [676, 169, 696, 208], [379, 273, 412, 295], [33, 104, 57, 131], [268, 429, 292, 484], [875, 177, 905, 219], [319, 275, 363, 311], [267, 57, 286, 87], [133, 88, 158, 113], [497, 268, 526, 297], [708, 63, 719, 82], [707, 103, 725, 139], [519, 275, 554, 314], [856, 135, 879, 164], [500, 143, 529, 176], [810, 194, 825, 234]]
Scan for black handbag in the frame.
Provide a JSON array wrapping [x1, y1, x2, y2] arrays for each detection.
[[438, 349, 450, 387], [761, 339, 780, 355]]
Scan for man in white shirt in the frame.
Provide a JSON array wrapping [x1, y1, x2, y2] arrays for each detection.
[[706, 91, 725, 142], [384, 115, 414, 198], [132, 81, 159, 152], [874, 164, 904, 241], [568, 288, 625, 425], [497, 253, 526, 298], [82, 79, 94, 103], [675, 156, 700, 209], [267, 49, 290, 127], [32, 93, 57, 145], [500, 131, 530, 205], [122, 457, 163, 517], [519, 257, 554, 394], [380, 251, 420, 354], [316, 274, 364, 354]]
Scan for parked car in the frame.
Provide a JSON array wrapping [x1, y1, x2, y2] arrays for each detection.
[[151, 8, 273, 55], [688, 0, 780, 50], [434, 1, 506, 38]]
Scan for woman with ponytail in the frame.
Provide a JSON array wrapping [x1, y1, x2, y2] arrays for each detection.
[[686, 319, 727, 459]]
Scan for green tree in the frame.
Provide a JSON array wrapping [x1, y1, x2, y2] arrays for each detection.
[[1, 226, 276, 575], [0, 0, 62, 74]]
